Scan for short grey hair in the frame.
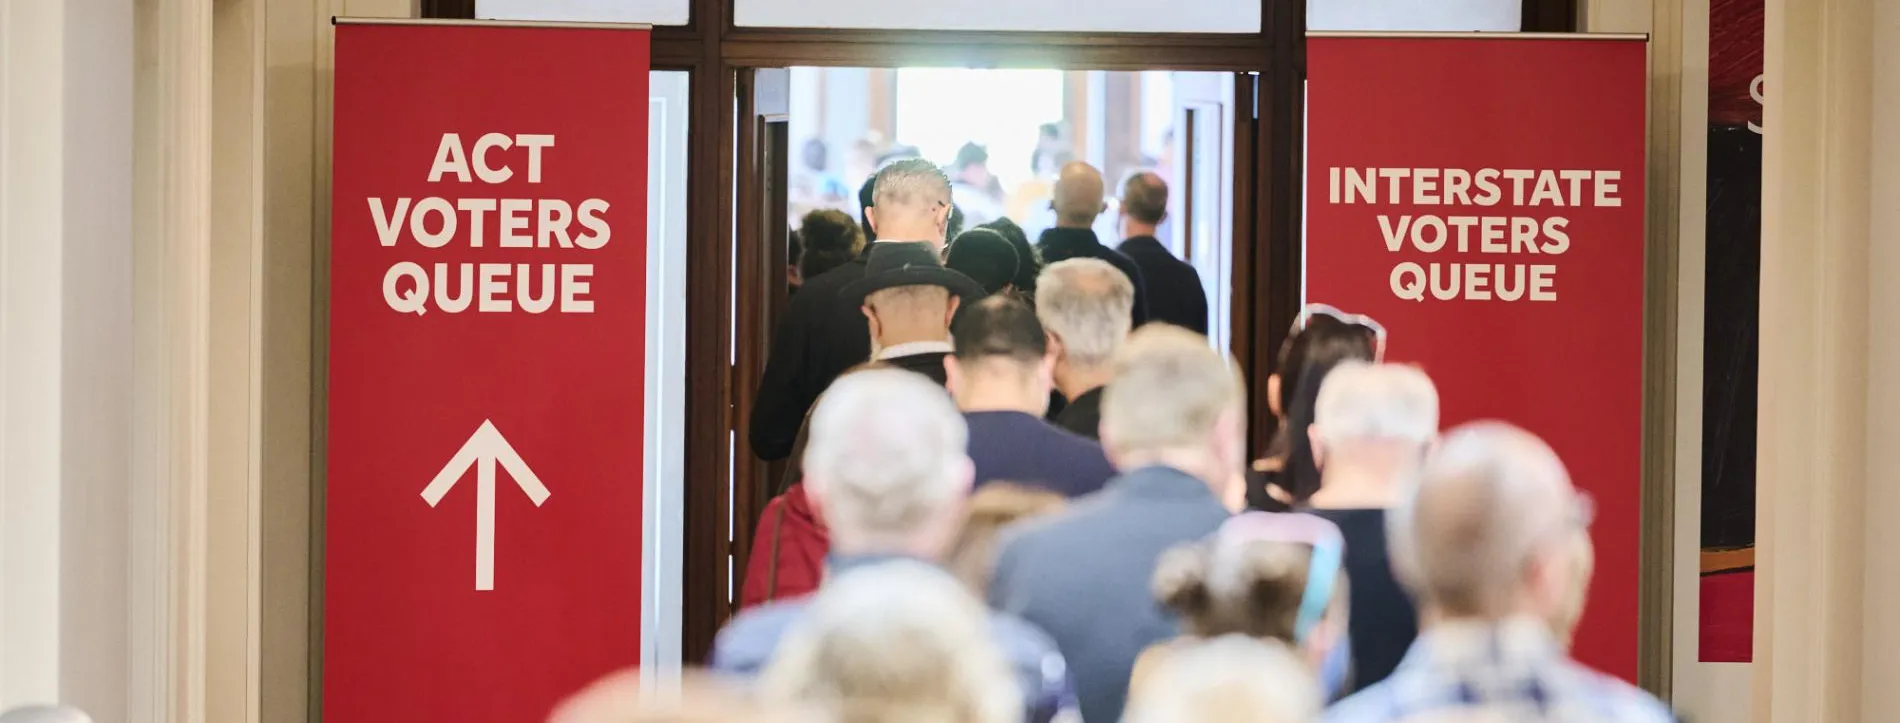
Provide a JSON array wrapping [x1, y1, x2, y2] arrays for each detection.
[[1388, 421, 1577, 616], [1035, 258, 1134, 368], [1123, 636, 1320, 723], [1313, 362, 1439, 444], [872, 158, 952, 210], [1100, 325, 1241, 457], [801, 369, 969, 539], [761, 561, 1019, 723]]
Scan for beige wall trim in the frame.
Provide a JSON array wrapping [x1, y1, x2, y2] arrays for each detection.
[[1640, 0, 1682, 700], [210, 0, 268, 720], [1754, 0, 1879, 718]]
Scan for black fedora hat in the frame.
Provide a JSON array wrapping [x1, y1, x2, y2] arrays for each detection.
[[843, 241, 987, 306]]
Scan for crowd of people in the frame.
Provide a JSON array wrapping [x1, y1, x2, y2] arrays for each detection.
[[551, 159, 1676, 722]]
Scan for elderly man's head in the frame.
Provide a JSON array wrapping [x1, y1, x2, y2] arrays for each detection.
[[1311, 362, 1438, 475], [761, 561, 1019, 723], [802, 369, 974, 556], [1036, 258, 1134, 376], [865, 158, 954, 247], [1388, 422, 1590, 622], [1100, 325, 1245, 491], [1052, 161, 1107, 228]]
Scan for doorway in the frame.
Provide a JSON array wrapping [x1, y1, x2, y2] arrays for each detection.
[[726, 65, 1244, 625]]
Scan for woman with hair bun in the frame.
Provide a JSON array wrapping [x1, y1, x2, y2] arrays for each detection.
[[1128, 512, 1353, 706]]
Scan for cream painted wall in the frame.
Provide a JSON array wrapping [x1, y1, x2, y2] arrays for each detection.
[[254, 1, 416, 722], [1, 0, 137, 718], [1753, 0, 1896, 718], [1, 0, 70, 706]]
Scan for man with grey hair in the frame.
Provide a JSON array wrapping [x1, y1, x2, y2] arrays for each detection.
[[989, 325, 1243, 723], [1303, 362, 1438, 693], [715, 369, 1074, 723], [1036, 257, 1136, 440], [751, 159, 962, 461], [1326, 422, 1673, 722]]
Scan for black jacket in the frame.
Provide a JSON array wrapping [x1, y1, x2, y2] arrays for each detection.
[[883, 351, 951, 387], [1118, 235, 1208, 335], [1036, 228, 1151, 327], [749, 245, 880, 461], [1052, 386, 1104, 440]]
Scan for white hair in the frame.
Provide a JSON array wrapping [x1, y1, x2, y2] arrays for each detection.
[[801, 369, 970, 539], [761, 561, 1019, 723], [872, 158, 953, 211], [1313, 362, 1439, 444], [1100, 324, 1241, 457], [1123, 636, 1320, 723], [1035, 259, 1134, 369], [1387, 421, 1576, 616]]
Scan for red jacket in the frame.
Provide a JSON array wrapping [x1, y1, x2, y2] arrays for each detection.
[[739, 483, 829, 610]]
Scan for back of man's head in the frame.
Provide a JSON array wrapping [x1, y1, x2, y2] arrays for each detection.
[[1389, 421, 1577, 618], [1052, 161, 1107, 227], [1313, 362, 1439, 446], [1036, 259, 1134, 370], [1100, 325, 1241, 458], [803, 370, 971, 543], [1121, 172, 1169, 226], [952, 296, 1047, 365], [869, 158, 952, 239], [1123, 636, 1320, 723]]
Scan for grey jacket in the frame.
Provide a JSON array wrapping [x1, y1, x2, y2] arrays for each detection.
[[988, 465, 1232, 723]]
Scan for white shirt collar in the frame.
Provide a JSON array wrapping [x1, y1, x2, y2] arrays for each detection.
[[876, 340, 954, 361]]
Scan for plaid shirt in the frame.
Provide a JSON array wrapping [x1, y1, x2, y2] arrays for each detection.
[[1325, 618, 1675, 723]]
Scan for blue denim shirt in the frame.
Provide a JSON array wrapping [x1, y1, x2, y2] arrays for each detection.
[[711, 554, 1076, 723], [1325, 618, 1675, 723]]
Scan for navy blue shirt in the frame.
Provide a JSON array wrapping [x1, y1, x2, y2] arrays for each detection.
[[965, 410, 1118, 498]]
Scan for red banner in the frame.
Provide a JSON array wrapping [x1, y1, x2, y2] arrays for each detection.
[[327, 22, 650, 722], [1305, 36, 1647, 680]]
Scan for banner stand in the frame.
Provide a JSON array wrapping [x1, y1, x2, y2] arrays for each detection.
[[1302, 31, 1651, 682], [325, 18, 654, 721]]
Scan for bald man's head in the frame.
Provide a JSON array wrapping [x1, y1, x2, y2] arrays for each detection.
[[1052, 161, 1107, 228], [1389, 421, 1583, 619]]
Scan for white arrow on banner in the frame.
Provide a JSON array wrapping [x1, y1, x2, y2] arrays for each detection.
[[420, 419, 552, 591]]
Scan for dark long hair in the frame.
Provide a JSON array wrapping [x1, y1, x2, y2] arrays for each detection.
[[1263, 316, 1378, 504]]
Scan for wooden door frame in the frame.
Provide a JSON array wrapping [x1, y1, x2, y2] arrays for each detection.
[[422, 0, 1582, 666]]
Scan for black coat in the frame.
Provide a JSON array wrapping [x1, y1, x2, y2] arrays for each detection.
[[749, 246, 880, 461], [1036, 228, 1151, 327], [1118, 235, 1209, 335], [1052, 387, 1104, 440], [883, 351, 952, 387]]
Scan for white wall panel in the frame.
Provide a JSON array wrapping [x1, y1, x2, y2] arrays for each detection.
[[735, 0, 1259, 33], [1307, 0, 1520, 31], [477, 0, 689, 26]]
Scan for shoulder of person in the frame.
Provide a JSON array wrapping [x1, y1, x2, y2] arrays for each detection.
[[709, 600, 808, 675], [1568, 665, 1677, 722], [1318, 680, 1400, 723], [988, 614, 1073, 713]]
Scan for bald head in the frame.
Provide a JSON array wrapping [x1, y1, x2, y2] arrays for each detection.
[[1053, 161, 1107, 228], [1389, 421, 1581, 618]]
